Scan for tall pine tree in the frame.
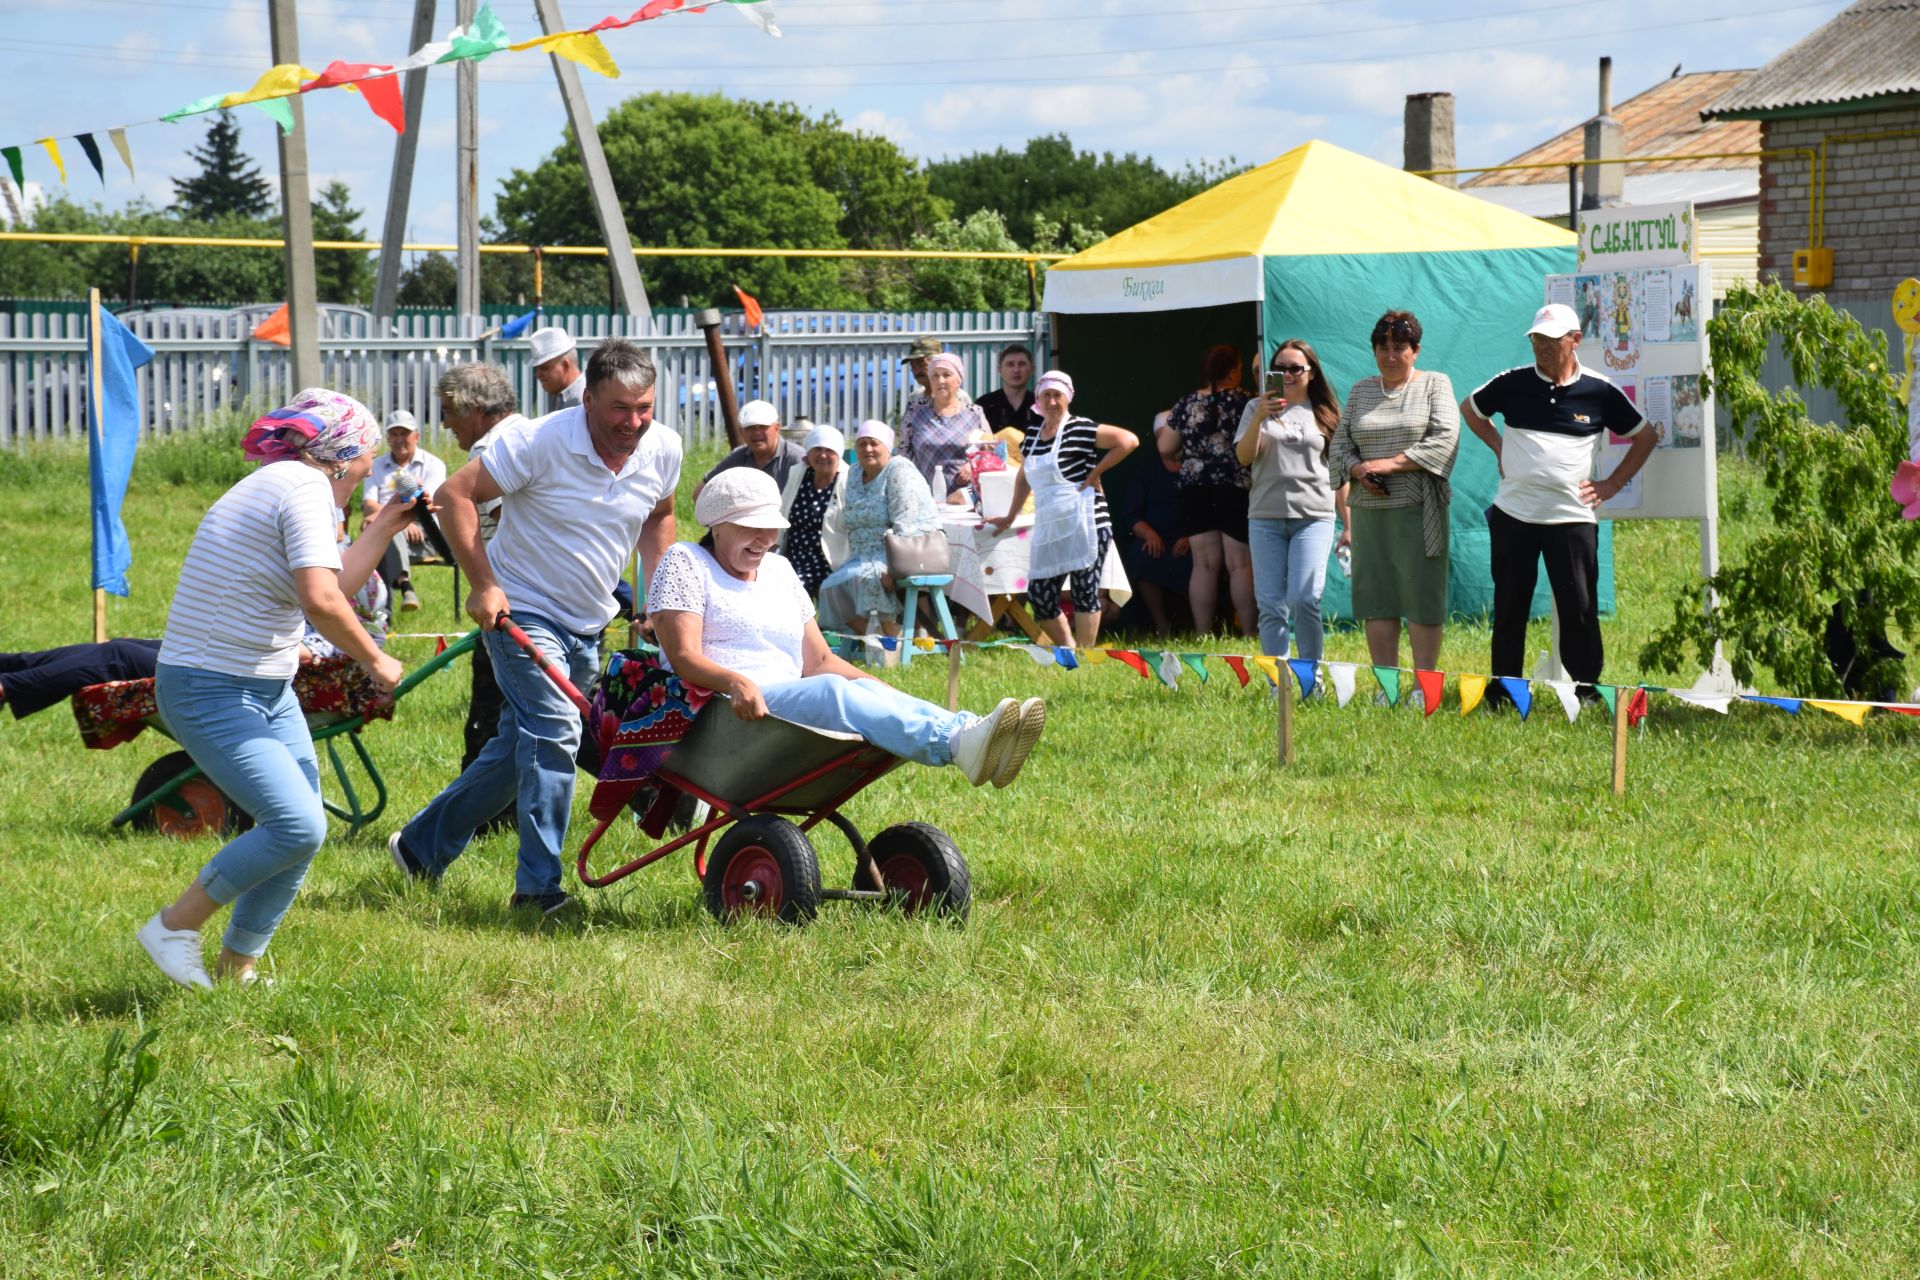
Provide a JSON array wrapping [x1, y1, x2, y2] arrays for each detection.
[[311, 180, 373, 305], [172, 111, 273, 221]]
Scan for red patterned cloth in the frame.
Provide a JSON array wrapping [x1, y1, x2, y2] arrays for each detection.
[[584, 650, 713, 829], [72, 656, 395, 750]]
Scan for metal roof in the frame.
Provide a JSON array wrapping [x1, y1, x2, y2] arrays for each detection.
[[1464, 170, 1759, 218], [1703, 0, 1920, 118], [1462, 72, 1760, 189]]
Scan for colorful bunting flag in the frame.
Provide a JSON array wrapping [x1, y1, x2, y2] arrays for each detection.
[[254, 98, 296, 135], [442, 3, 511, 62], [1459, 673, 1487, 716], [252, 303, 291, 347], [1055, 647, 1078, 670], [1415, 669, 1444, 718], [1327, 662, 1358, 708], [1498, 677, 1532, 720], [498, 308, 539, 340], [1371, 665, 1400, 707], [1547, 680, 1581, 723], [1179, 653, 1210, 683], [1251, 656, 1280, 688], [1595, 684, 1617, 717], [1669, 690, 1731, 713], [1078, 648, 1107, 666], [1743, 695, 1801, 714], [1155, 651, 1183, 689], [735, 284, 765, 329], [162, 92, 230, 124], [1626, 687, 1649, 726], [1221, 655, 1251, 688], [221, 63, 318, 109], [1106, 649, 1151, 678], [1806, 699, 1871, 726], [512, 30, 621, 77], [2, 146, 23, 190], [107, 129, 134, 178], [75, 133, 105, 185], [1021, 644, 1056, 667], [36, 138, 65, 183], [726, 0, 783, 36], [1288, 659, 1318, 699], [303, 62, 407, 132]]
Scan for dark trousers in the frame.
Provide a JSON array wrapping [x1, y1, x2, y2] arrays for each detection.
[[461, 639, 517, 833], [1488, 505, 1602, 684], [1, 638, 161, 719]]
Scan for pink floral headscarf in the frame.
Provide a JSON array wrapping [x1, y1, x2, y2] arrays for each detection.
[[243, 388, 380, 467]]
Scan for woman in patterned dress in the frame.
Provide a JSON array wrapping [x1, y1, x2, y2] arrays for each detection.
[[900, 352, 992, 497], [776, 423, 848, 597], [814, 421, 939, 637], [1155, 344, 1255, 636]]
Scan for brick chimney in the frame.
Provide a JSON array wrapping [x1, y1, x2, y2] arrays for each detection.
[[1581, 56, 1624, 209], [1403, 92, 1457, 188]]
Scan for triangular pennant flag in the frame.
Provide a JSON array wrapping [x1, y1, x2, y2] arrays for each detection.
[[1078, 648, 1107, 665], [75, 133, 105, 185], [441, 2, 511, 62], [1497, 677, 1532, 720], [1595, 684, 1617, 716], [913, 636, 936, 651], [1371, 665, 1400, 707], [1547, 680, 1581, 723], [1288, 659, 1318, 699], [252, 303, 291, 346], [254, 97, 296, 135], [434, 634, 448, 655], [1251, 656, 1280, 688], [1888, 704, 1920, 717], [1743, 695, 1801, 714], [1105, 649, 1151, 678], [1459, 673, 1487, 716], [107, 129, 134, 179], [1669, 690, 1731, 713], [1179, 653, 1210, 683], [878, 635, 898, 651], [1415, 669, 1444, 717], [1626, 688, 1650, 727], [726, 0, 783, 36], [221, 63, 317, 109], [36, 138, 66, 183], [1220, 655, 1251, 687], [499, 308, 538, 340], [1806, 700, 1871, 726], [1055, 647, 1078, 670], [1154, 651, 1183, 689], [1327, 662, 1358, 708], [303, 63, 408, 133], [1, 146, 23, 191], [514, 30, 620, 77], [162, 91, 231, 123], [734, 284, 765, 329], [1020, 644, 1056, 666]]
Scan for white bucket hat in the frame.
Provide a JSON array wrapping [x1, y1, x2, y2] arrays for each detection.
[[527, 326, 576, 366], [695, 467, 790, 530]]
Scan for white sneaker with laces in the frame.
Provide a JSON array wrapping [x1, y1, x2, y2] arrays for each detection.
[[137, 912, 212, 991], [951, 698, 1019, 787]]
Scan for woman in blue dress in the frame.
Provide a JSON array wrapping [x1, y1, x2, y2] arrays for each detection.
[[815, 420, 940, 638]]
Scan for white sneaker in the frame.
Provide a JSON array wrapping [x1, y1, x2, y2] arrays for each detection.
[[951, 698, 1020, 787], [992, 697, 1047, 789], [137, 912, 212, 991]]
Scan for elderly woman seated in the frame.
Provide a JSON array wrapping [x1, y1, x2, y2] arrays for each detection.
[[814, 420, 939, 637], [648, 469, 1046, 787]]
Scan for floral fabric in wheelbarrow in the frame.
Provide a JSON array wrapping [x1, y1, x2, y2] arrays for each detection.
[[586, 649, 712, 834], [72, 657, 398, 750]]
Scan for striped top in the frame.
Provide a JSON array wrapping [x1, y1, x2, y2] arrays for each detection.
[[1020, 415, 1111, 531], [159, 461, 344, 680], [1329, 371, 1458, 557]]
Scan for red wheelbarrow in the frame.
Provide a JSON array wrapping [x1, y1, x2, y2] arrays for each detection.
[[498, 616, 972, 925]]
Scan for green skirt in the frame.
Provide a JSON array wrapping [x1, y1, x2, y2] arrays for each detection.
[[1349, 504, 1448, 625]]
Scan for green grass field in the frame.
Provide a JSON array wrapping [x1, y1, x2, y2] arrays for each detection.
[[2, 432, 1917, 1277]]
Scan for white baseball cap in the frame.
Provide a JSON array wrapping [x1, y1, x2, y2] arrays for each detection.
[[384, 409, 418, 432], [738, 399, 780, 428], [527, 326, 576, 366], [694, 467, 790, 530], [1526, 303, 1581, 340], [802, 423, 845, 454]]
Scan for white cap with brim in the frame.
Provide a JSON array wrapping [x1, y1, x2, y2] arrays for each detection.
[[528, 326, 576, 366], [385, 409, 419, 432], [738, 399, 780, 428], [802, 424, 846, 454], [1526, 303, 1582, 340], [694, 467, 790, 531]]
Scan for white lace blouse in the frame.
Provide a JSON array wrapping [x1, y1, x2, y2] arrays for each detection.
[[647, 542, 815, 687]]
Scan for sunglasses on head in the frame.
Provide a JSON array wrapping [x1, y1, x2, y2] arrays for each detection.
[[1373, 319, 1416, 339]]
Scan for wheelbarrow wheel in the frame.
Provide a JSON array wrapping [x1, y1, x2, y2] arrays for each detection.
[[129, 751, 254, 840], [855, 822, 970, 921], [703, 816, 820, 925]]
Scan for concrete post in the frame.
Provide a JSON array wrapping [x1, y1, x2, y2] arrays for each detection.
[[455, 0, 480, 322], [372, 0, 437, 319], [269, 0, 321, 387]]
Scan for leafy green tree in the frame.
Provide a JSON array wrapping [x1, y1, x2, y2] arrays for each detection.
[[172, 110, 273, 222], [924, 134, 1240, 246], [0, 197, 280, 305], [872, 210, 1100, 311], [1641, 282, 1920, 696], [310, 180, 373, 306], [396, 252, 457, 309]]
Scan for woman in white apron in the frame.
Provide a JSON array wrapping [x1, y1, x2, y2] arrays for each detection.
[[988, 371, 1139, 649]]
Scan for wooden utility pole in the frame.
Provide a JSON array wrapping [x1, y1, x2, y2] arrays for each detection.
[[454, 0, 480, 320], [533, 0, 651, 324], [269, 0, 321, 386], [373, 0, 437, 317]]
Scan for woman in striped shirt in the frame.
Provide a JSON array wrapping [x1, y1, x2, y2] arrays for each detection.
[[988, 371, 1138, 649], [136, 390, 405, 991]]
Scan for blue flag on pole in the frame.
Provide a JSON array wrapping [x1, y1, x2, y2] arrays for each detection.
[[499, 308, 539, 340], [89, 303, 155, 596]]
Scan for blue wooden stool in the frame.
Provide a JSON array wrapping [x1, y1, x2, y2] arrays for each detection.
[[898, 574, 960, 666]]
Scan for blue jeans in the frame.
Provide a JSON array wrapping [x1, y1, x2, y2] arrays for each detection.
[[153, 663, 326, 957], [1247, 516, 1336, 661], [400, 612, 597, 897], [762, 676, 972, 767]]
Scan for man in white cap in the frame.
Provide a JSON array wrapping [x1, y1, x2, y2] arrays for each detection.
[[361, 408, 448, 613], [1461, 302, 1655, 696], [693, 398, 806, 500], [528, 326, 586, 409]]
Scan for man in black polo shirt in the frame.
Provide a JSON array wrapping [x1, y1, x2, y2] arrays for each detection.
[[1461, 303, 1656, 693], [974, 343, 1042, 433]]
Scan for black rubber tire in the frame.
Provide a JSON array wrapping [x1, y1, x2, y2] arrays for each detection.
[[702, 815, 821, 925], [128, 750, 254, 839], [854, 822, 970, 921]]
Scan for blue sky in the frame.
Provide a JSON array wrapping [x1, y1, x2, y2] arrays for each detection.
[[2, 0, 1848, 246]]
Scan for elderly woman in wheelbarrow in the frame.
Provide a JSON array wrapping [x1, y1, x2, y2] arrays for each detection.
[[649, 469, 1046, 788]]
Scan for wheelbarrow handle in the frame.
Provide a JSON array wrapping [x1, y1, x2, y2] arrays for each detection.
[[496, 611, 594, 720]]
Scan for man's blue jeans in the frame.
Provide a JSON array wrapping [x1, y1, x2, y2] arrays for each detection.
[[400, 612, 597, 897], [1247, 516, 1336, 661]]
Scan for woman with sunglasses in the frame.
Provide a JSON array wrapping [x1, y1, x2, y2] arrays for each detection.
[[1328, 310, 1459, 687], [1233, 340, 1348, 663]]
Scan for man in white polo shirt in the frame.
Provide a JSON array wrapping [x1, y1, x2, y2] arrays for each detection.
[[528, 326, 586, 411], [1461, 303, 1656, 695], [389, 339, 681, 917]]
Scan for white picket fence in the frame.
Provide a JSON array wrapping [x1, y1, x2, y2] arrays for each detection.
[[0, 308, 1045, 450]]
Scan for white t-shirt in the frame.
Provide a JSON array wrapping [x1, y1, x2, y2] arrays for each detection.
[[160, 462, 344, 680], [466, 414, 527, 543], [483, 406, 682, 635], [362, 447, 447, 508], [647, 542, 813, 688]]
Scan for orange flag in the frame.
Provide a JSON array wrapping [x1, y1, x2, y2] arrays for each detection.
[[733, 284, 763, 329], [252, 303, 291, 347]]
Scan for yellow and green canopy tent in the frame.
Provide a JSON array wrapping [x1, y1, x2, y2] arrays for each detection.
[[1045, 139, 1585, 621]]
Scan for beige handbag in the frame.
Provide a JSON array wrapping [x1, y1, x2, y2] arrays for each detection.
[[884, 529, 951, 579]]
